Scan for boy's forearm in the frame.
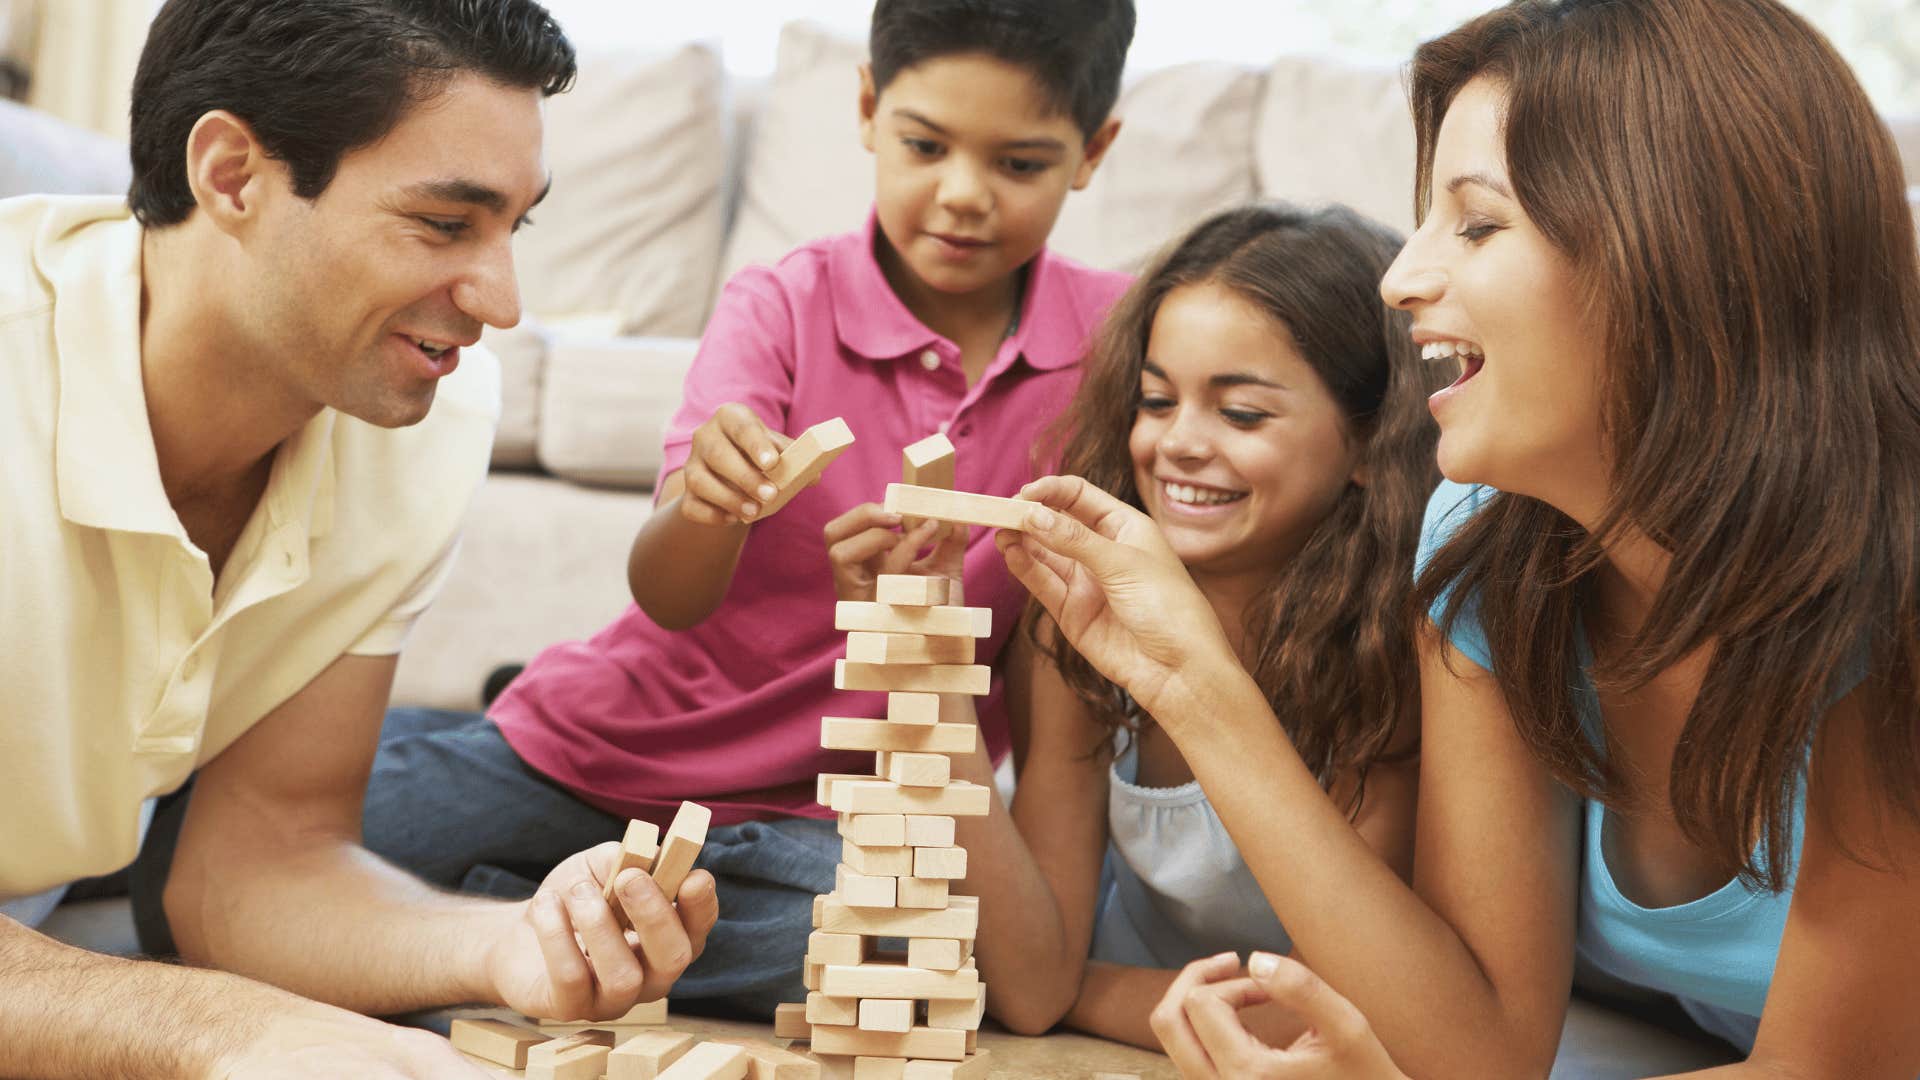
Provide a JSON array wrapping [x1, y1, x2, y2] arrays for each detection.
[[627, 497, 751, 628]]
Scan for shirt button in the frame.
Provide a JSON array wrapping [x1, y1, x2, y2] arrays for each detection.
[[919, 349, 940, 371], [937, 421, 950, 434]]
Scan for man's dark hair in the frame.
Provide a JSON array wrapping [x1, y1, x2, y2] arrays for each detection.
[[129, 0, 576, 227], [869, 0, 1135, 140]]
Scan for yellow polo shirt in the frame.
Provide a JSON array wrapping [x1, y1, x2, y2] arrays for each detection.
[[0, 196, 500, 895]]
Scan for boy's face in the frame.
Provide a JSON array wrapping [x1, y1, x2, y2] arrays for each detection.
[[861, 53, 1117, 301]]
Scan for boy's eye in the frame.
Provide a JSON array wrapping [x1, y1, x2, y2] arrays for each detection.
[[1003, 157, 1049, 176], [902, 137, 942, 158], [418, 216, 469, 238]]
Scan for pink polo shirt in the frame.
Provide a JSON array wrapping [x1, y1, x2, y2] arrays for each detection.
[[492, 214, 1131, 826]]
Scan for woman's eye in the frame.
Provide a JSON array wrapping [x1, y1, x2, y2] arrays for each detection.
[[1456, 220, 1502, 243], [1222, 408, 1269, 426], [1137, 394, 1174, 413]]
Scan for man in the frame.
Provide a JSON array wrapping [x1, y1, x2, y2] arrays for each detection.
[[0, 3, 714, 1076]]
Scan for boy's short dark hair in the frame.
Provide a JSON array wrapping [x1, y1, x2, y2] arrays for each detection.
[[129, 0, 576, 227], [869, 0, 1135, 140]]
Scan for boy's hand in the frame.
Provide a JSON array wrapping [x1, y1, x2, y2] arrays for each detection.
[[680, 404, 792, 526], [824, 503, 967, 603]]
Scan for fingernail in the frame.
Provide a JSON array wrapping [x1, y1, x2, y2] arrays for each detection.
[[759, 450, 777, 468], [570, 881, 597, 900], [758, 484, 776, 500], [741, 502, 759, 517], [1024, 506, 1056, 531], [1249, 952, 1279, 977]]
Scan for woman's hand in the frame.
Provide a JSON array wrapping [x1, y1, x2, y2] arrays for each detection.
[[995, 475, 1236, 720], [1152, 952, 1408, 1080], [825, 503, 966, 603]]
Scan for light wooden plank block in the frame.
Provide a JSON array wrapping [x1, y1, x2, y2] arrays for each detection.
[[651, 801, 712, 901], [705, 1037, 824, 1080], [902, 434, 956, 490], [882, 484, 1031, 532], [883, 751, 951, 788], [821, 717, 976, 755], [835, 864, 898, 908], [528, 1043, 613, 1080], [755, 418, 855, 520], [804, 960, 822, 991], [844, 632, 975, 666], [926, 984, 986, 1032], [828, 779, 990, 817], [837, 812, 907, 846], [808, 1055, 857, 1080], [904, 816, 956, 847], [836, 602, 991, 639], [857, 998, 914, 1033], [841, 840, 914, 877], [773, 1002, 812, 1041], [808, 929, 867, 966], [907, 939, 964, 971], [450, 1019, 549, 1069], [818, 772, 877, 808], [895, 876, 950, 909], [874, 574, 949, 607], [816, 896, 979, 940], [820, 963, 979, 1002], [853, 1058, 907, 1080], [528, 1030, 616, 1066], [912, 846, 966, 880], [657, 1041, 751, 1080], [607, 1029, 697, 1080], [887, 693, 940, 726], [902, 1051, 992, 1080], [835, 660, 989, 696], [807, 1025, 968, 1062], [806, 991, 860, 1026], [604, 819, 661, 930]]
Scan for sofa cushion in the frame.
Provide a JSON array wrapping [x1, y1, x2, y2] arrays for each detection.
[[513, 45, 727, 337], [1252, 56, 1416, 235], [479, 321, 546, 469], [0, 99, 130, 199], [536, 334, 697, 490]]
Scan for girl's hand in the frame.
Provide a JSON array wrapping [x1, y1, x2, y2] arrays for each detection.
[[1152, 952, 1408, 1080], [824, 503, 966, 603], [679, 403, 792, 526], [994, 475, 1235, 720]]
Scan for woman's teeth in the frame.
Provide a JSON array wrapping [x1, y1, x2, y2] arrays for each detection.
[[1421, 340, 1484, 364], [1163, 482, 1246, 507]]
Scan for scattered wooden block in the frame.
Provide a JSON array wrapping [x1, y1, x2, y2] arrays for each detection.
[[901, 1051, 991, 1079], [835, 660, 989, 696], [820, 963, 980, 1001], [806, 1024, 968, 1062], [853, 1057, 907, 1080], [835, 864, 898, 908], [841, 840, 914, 877], [657, 1040, 751, 1080], [895, 877, 950, 909], [755, 418, 856, 520], [773, 1002, 812, 1041], [912, 846, 966, 880], [844, 631, 975, 666], [815, 896, 979, 940], [821, 717, 976, 755], [886, 693, 941, 727], [607, 1029, 697, 1080], [874, 574, 949, 607], [807, 1054, 858, 1080], [650, 801, 712, 901], [836, 602, 991, 639], [882, 484, 1031, 532], [925, 984, 986, 1032], [1089, 1074, 1143, 1080], [882, 751, 951, 788], [603, 819, 661, 930], [705, 1037, 824, 1080], [808, 929, 867, 966], [838, 812, 907, 847], [907, 939, 964, 971], [528, 1030, 616, 1066], [528, 1042, 613, 1080], [857, 998, 914, 1033], [902, 434, 956, 491], [806, 991, 861, 1026], [903, 816, 956, 848], [449, 1018, 549, 1068], [828, 779, 990, 817]]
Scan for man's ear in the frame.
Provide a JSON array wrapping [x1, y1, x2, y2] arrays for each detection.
[[183, 110, 276, 236], [1070, 116, 1122, 191], [857, 63, 879, 154]]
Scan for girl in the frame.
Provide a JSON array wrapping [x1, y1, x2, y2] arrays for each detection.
[[996, 0, 1920, 1076], [920, 203, 1445, 1048]]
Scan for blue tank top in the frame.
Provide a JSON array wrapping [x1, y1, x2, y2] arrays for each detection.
[[1417, 480, 1837, 1053]]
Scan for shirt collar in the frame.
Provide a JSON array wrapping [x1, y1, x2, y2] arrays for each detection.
[[828, 207, 1087, 372]]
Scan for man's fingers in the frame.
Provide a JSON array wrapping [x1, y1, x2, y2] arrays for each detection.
[[618, 871, 696, 994], [527, 890, 591, 1019], [672, 870, 720, 964], [565, 880, 644, 1015]]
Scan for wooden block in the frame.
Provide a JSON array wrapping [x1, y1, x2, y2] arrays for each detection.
[[820, 963, 980, 1002], [817, 773, 875, 808], [808, 929, 867, 966], [925, 984, 986, 1031], [449, 1019, 549, 1068], [857, 998, 914, 1033], [528, 1030, 616, 1066], [907, 939, 964, 971], [912, 846, 966, 880], [883, 484, 1030, 532], [804, 960, 823, 990], [607, 1029, 697, 1080], [828, 780, 990, 817], [835, 660, 989, 696], [602, 819, 661, 930], [651, 801, 712, 901], [756, 418, 856, 519], [808, 1054, 857, 1080], [836, 602, 991, 639], [895, 877, 950, 909], [837, 813, 907, 846], [657, 1041, 751, 1080], [886, 693, 940, 726], [705, 1037, 824, 1080], [902, 1052, 992, 1080], [874, 574, 949, 607], [901, 433, 956, 490], [773, 1002, 812, 1041], [821, 717, 977, 755], [841, 840, 914, 877], [806, 1024, 968, 1062], [1089, 1074, 1142, 1080], [835, 864, 898, 908], [844, 632, 975, 666], [903, 816, 956, 848], [528, 1043, 613, 1080], [883, 752, 950, 788], [853, 1058, 907, 1080], [806, 991, 861, 1026], [816, 896, 978, 940]]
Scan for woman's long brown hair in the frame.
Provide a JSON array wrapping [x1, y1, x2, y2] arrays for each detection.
[[1035, 203, 1446, 808], [1409, 0, 1920, 888]]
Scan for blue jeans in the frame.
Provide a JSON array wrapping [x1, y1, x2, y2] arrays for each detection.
[[361, 708, 838, 1019]]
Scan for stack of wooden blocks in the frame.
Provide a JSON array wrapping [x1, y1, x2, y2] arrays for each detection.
[[793, 560, 995, 1080]]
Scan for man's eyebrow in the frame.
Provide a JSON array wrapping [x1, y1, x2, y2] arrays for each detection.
[[1445, 171, 1514, 199], [894, 108, 1065, 153], [404, 175, 553, 216]]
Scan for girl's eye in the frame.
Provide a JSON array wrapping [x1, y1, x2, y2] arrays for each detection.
[[1221, 408, 1269, 427], [1137, 394, 1174, 413], [419, 217, 468, 238], [1456, 220, 1503, 243]]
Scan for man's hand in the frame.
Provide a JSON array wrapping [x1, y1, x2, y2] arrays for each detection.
[[216, 1008, 492, 1079], [1151, 952, 1408, 1080], [824, 502, 967, 603], [679, 404, 793, 526], [483, 841, 719, 1022]]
